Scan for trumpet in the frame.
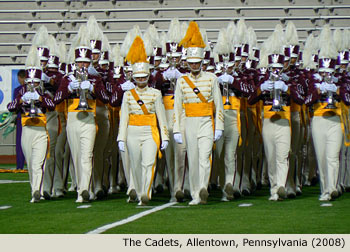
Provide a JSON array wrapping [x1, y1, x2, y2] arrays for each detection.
[[269, 69, 285, 112], [323, 72, 336, 109], [26, 81, 41, 118], [221, 54, 231, 106], [75, 66, 92, 111]]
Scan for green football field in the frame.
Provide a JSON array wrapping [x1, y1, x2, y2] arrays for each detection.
[[1, 170, 350, 234]]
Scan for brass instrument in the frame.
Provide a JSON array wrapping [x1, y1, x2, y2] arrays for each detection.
[[75, 66, 92, 111], [323, 72, 336, 109], [221, 54, 232, 106], [269, 69, 285, 112], [167, 43, 178, 98], [27, 81, 41, 118]]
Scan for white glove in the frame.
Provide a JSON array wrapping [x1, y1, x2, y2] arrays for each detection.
[[274, 80, 289, 92], [313, 73, 322, 81], [332, 76, 339, 83], [31, 90, 40, 101], [22, 92, 32, 104], [281, 73, 290, 82], [260, 80, 273, 92], [160, 140, 169, 150], [324, 83, 338, 93], [118, 141, 125, 152], [120, 80, 135, 91], [68, 80, 80, 92], [173, 133, 183, 144], [162, 68, 182, 81], [41, 73, 51, 83], [81, 80, 93, 91], [218, 74, 234, 84], [316, 82, 327, 94], [214, 129, 223, 142], [88, 65, 99, 76]]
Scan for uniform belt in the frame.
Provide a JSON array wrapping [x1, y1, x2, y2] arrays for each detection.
[[223, 96, 240, 110], [313, 102, 341, 117], [128, 113, 157, 126], [184, 101, 214, 117], [21, 113, 47, 127], [163, 96, 174, 110]]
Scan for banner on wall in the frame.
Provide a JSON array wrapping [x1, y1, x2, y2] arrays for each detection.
[[0, 66, 24, 111]]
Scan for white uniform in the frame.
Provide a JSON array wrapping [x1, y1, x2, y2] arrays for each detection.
[[173, 71, 224, 203], [118, 86, 169, 201]]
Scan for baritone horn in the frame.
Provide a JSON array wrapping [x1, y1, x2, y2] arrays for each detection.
[[269, 69, 285, 112], [75, 66, 92, 111], [26, 81, 41, 118], [323, 72, 336, 109]]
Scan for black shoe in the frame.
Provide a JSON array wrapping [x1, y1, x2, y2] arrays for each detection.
[[33, 190, 41, 202], [129, 189, 137, 202], [256, 182, 262, 190], [43, 191, 51, 200], [96, 189, 105, 200], [81, 190, 90, 202], [311, 177, 319, 186], [175, 190, 184, 202], [242, 189, 251, 196], [199, 188, 208, 204], [233, 190, 241, 199], [224, 183, 234, 200], [155, 184, 164, 194]]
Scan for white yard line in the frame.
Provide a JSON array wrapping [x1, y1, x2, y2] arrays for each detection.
[[0, 180, 29, 184], [87, 202, 177, 234]]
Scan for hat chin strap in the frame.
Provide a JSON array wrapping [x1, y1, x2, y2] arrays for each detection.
[[188, 61, 203, 73], [133, 75, 149, 85]]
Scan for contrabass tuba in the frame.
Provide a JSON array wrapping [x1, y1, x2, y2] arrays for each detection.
[[75, 66, 92, 111]]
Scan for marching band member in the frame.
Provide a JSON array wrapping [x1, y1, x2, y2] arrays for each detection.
[[42, 35, 65, 199], [117, 36, 169, 205], [7, 46, 55, 203], [248, 25, 304, 201], [305, 25, 350, 201], [173, 21, 224, 205], [53, 25, 109, 203]]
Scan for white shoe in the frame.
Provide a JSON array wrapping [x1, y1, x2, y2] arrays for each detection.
[[75, 195, 83, 203], [221, 195, 229, 202], [188, 199, 200, 206], [319, 193, 331, 201], [68, 185, 77, 192], [169, 197, 177, 203], [29, 198, 35, 203], [52, 189, 64, 198], [108, 186, 120, 195], [269, 194, 279, 201], [89, 192, 96, 201]]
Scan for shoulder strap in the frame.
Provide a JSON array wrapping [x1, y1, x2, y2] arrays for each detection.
[[183, 76, 208, 103], [130, 88, 149, 115]]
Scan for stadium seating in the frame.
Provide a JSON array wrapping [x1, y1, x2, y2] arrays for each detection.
[[0, 0, 349, 64]]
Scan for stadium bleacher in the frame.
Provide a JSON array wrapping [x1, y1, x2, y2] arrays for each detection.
[[0, 0, 349, 65]]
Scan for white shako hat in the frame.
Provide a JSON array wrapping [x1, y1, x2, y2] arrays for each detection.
[[126, 36, 150, 78], [25, 45, 42, 83], [179, 21, 206, 63]]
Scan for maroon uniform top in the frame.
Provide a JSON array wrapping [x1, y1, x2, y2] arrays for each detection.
[[7, 85, 55, 113], [53, 72, 109, 105], [248, 70, 304, 106]]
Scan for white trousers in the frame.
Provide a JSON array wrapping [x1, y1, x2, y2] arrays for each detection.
[[234, 110, 247, 191], [54, 111, 67, 191], [22, 126, 47, 196], [184, 116, 213, 201], [164, 109, 187, 197], [92, 105, 110, 193], [215, 110, 239, 190], [286, 111, 303, 193], [66, 111, 96, 195], [262, 118, 291, 195], [311, 116, 342, 195], [127, 125, 158, 199]]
